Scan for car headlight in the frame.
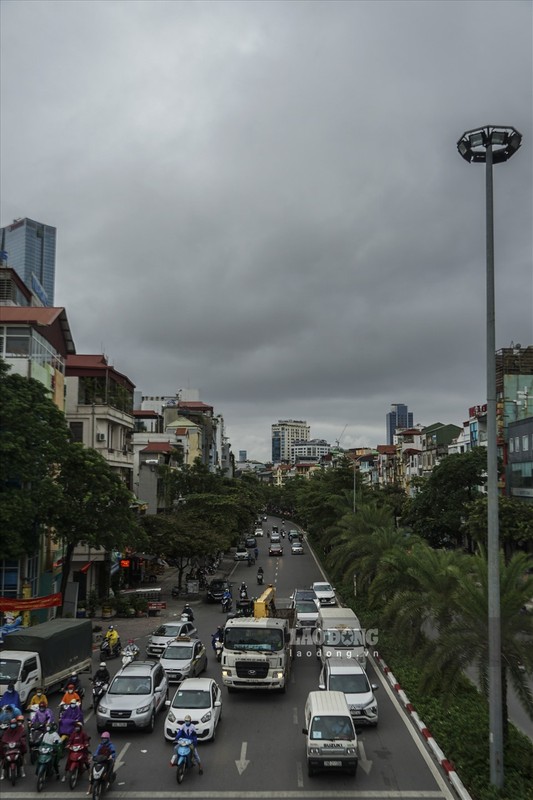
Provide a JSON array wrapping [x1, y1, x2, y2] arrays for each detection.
[[200, 711, 212, 724], [222, 669, 231, 677], [346, 747, 356, 755], [167, 710, 176, 723], [98, 705, 108, 714], [275, 671, 284, 679], [136, 704, 151, 714], [367, 704, 378, 714], [309, 747, 320, 754]]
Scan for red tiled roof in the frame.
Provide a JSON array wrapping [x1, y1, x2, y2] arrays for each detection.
[[377, 445, 396, 455], [178, 401, 213, 411], [0, 305, 76, 354], [66, 354, 108, 367], [65, 353, 135, 390], [403, 448, 422, 456], [133, 409, 159, 417], [140, 442, 176, 453], [174, 428, 188, 435]]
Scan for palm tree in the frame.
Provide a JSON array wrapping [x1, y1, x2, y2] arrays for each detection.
[[420, 551, 533, 737]]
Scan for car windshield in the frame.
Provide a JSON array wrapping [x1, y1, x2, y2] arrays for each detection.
[[163, 645, 194, 660], [0, 659, 20, 682], [310, 715, 354, 741], [172, 689, 210, 709], [224, 628, 284, 652], [109, 676, 151, 695], [296, 601, 317, 613], [323, 628, 364, 647], [314, 583, 332, 592], [154, 624, 182, 637], [329, 674, 369, 693], [210, 582, 226, 589]]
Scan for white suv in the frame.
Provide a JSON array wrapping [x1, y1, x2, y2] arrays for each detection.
[[312, 581, 336, 606]]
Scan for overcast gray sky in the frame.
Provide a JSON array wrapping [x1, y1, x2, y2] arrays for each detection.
[[1, 0, 532, 462]]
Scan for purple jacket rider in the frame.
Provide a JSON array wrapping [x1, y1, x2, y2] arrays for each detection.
[[58, 703, 84, 737]]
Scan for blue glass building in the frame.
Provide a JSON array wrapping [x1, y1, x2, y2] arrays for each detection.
[[386, 403, 414, 445], [0, 217, 57, 306]]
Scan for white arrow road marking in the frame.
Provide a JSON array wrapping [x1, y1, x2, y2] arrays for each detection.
[[358, 739, 373, 774], [296, 761, 304, 787], [292, 706, 298, 724], [115, 741, 131, 771], [235, 741, 250, 774]]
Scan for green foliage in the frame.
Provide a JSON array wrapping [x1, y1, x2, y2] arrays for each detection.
[[402, 447, 487, 548], [0, 360, 71, 556], [467, 496, 533, 553]]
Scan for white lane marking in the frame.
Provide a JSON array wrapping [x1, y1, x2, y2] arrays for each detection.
[[296, 761, 304, 787], [235, 741, 250, 774], [115, 741, 131, 771]]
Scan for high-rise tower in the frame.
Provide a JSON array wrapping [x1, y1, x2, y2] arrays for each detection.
[[386, 403, 413, 445], [0, 218, 57, 306]]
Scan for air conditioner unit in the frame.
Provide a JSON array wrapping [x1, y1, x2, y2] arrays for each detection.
[[96, 433, 105, 442]]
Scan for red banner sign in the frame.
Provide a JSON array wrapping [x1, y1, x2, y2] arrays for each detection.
[[0, 592, 62, 611]]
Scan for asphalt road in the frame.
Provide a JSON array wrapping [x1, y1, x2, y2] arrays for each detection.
[[4, 516, 459, 800]]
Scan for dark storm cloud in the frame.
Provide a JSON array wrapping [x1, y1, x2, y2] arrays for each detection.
[[1, 0, 531, 460]]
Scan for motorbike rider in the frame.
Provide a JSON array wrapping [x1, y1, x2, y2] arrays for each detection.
[[86, 731, 116, 796], [93, 662, 110, 684], [181, 603, 194, 622], [59, 700, 84, 739], [239, 582, 248, 599], [211, 625, 224, 656], [65, 671, 83, 696], [60, 683, 81, 707], [0, 717, 27, 779], [104, 625, 120, 652], [0, 704, 21, 726], [28, 688, 48, 708], [62, 720, 90, 782], [124, 638, 140, 657], [254, 547, 259, 560], [40, 722, 62, 779], [0, 683, 21, 711], [30, 701, 54, 729], [221, 588, 232, 611], [173, 715, 203, 775], [257, 566, 264, 584]]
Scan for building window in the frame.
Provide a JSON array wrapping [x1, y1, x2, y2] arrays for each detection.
[[0, 559, 19, 597], [523, 435, 529, 452], [509, 438, 514, 453], [69, 421, 84, 443], [515, 437, 520, 452]]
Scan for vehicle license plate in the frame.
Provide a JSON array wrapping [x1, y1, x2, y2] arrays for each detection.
[[324, 760, 342, 767], [113, 722, 128, 727]]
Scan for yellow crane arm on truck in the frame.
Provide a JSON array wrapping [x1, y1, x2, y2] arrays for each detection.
[[254, 585, 276, 618]]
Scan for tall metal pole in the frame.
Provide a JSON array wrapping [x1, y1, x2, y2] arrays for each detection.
[[485, 141, 503, 788]]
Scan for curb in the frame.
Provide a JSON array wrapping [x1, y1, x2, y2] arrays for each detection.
[[374, 651, 474, 800]]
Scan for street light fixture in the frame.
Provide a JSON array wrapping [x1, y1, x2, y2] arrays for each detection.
[[457, 124, 522, 790]]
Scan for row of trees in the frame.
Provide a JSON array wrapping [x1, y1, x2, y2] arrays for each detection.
[[270, 454, 533, 795], [0, 361, 264, 612]]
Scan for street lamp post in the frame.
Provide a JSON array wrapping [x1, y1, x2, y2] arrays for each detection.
[[457, 125, 522, 789]]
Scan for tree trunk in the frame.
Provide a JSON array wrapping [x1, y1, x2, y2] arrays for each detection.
[[502, 662, 509, 744], [58, 540, 76, 617]]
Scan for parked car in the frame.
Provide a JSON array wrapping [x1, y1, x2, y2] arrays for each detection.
[[291, 541, 304, 555], [269, 542, 284, 557], [312, 581, 337, 606], [234, 546, 249, 561], [146, 620, 198, 657], [160, 636, 207, 683], [164, 678, 222, 741], [206, 579, 231, 603], [96, 660, 168, 733]]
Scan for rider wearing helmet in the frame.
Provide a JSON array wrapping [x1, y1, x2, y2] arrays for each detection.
[[60, 683, 81, 707], [29, 688, 48, 708], [62, 720, 90, 781], [87, 731, 116, 795], [41, 722, 62, 778], [0, 682, 21, 711], [173, 715, 203, 774], [181, 604, 194, 622], [31, 701, 54, 729], [104, 625, 119, 649], [93, 662, 110, 684], [0, 717, 27, 778]]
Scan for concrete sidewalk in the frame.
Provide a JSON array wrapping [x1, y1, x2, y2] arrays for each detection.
[[91, 554, 236, 651]]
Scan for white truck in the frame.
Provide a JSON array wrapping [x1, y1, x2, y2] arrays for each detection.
[[316, 607, 367, 669], [221, 586, 293, 693], [0, 618, 93, 707]]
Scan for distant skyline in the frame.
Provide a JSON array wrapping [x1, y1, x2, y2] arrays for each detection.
[[1, 0, 531, 463]]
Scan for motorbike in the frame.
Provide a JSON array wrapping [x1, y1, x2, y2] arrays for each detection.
[[91, 680, 108, 710], [257, 571, 264, 585], [100, 637, 122, 659], [35, 740, 59, 792], [121, 643, 140, 668], [2, 740, 23, 786], [171, 737, 194, 784], [90, 753, 114, 799], [65, 742, 90, 790], [221, 596, 232, 613], [213, 639, 223, 662], [28, 723, 46, 764]]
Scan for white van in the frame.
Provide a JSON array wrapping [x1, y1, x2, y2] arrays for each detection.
[[316, 607, 367, 669], [302, 690, 358, 777]]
